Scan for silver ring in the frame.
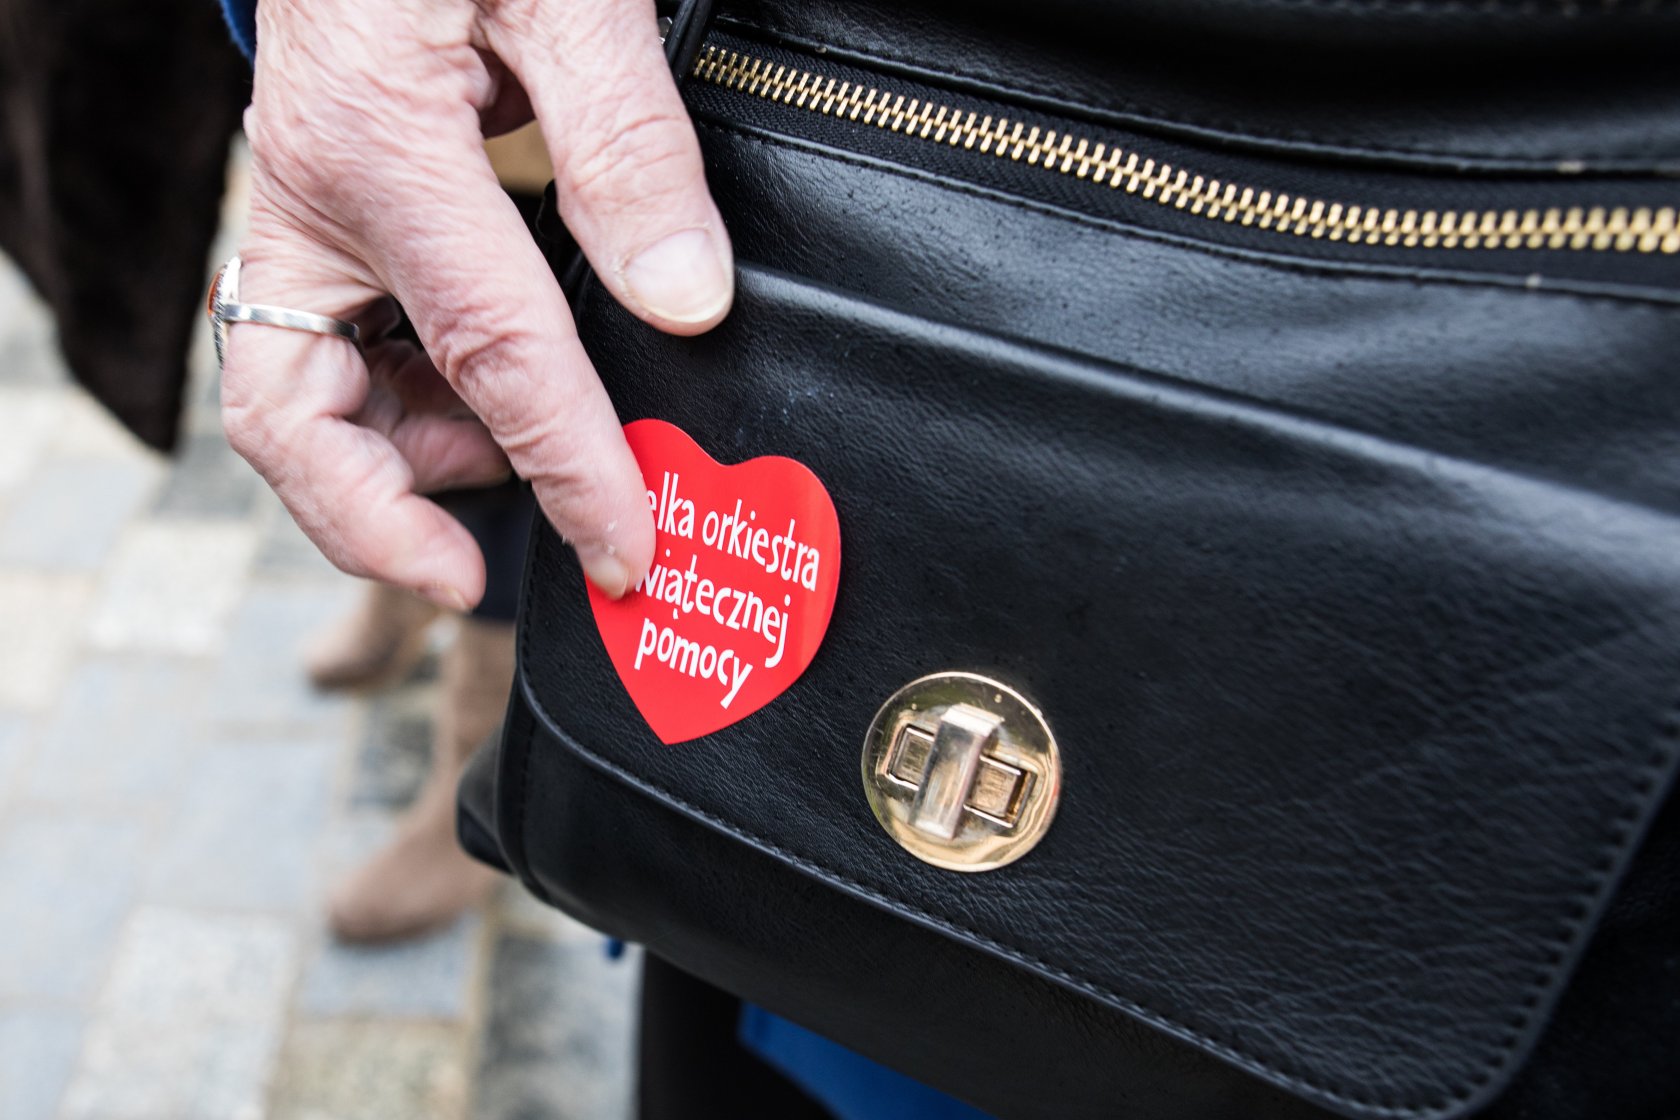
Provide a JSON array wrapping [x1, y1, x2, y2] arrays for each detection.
[[207, 255, 361, 370]]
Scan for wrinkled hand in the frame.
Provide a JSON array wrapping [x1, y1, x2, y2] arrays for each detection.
[[222, 0, 731, 609]]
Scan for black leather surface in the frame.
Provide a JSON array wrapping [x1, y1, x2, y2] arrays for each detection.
[[468, 10, 1680, 1119], [718, 0, 1680, 172], [497, 262, 1680, 1117], [485, 691, 1353, 1120], [470, 683, 1680, 1120]]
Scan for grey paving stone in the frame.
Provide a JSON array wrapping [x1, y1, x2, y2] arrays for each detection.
[[195, 360, 221, 411], [0, 809, 147, 1000], [145, 737, 334, 912], [474, 933, 636, 1120], [0, 386, 62, 494], [251, 494, 343, 580], [49, 392, 151, 459], [295, 912, 482, 1020], [0, 712, 28, 789], [86, 521, 257, 655], [0, 262, 22, 312], [318, 810, 395, 880], [61, 906, 295, 1120], [27, 657, 209, 806], [269, 1020, 468, 1120], [0, 572, 93, 711], [0, 333, 59, 385], [351, 691, 433, 810], [150, 432, 262, 519], [0, 293, 65, 387], [496, 881, 607, 946], [0, 456, 158, 571], [403, 648, 441, 687], [209, 582, 356, 733], [0, 1007, 84, 1120]]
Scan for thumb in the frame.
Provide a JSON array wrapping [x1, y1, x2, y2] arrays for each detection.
[[490, 0, 734, 336]]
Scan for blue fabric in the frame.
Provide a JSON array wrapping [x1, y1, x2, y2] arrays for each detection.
[[220, 0, 257, 59], [740, 1005, 996, 1120]]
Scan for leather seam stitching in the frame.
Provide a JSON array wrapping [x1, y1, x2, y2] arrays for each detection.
[[514, 606, 1680, 1118], [698, 118, 1680, 312], [726, 16, 1680, 166]]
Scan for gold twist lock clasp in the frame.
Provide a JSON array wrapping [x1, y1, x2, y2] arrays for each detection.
[[862, 673, 1061, 872]]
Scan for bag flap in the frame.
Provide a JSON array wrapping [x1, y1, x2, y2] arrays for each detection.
[[513, 257, 1680, 1120]]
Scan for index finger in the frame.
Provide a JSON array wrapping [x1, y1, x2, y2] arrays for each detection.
[[359, 102, 655, 596]]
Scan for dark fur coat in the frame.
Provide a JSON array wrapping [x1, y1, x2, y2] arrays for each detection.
[[0, 0, 249, 451]]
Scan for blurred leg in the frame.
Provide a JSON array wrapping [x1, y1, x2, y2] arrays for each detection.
[[304, 581, 440, 691], [328, 479, 534, 941]]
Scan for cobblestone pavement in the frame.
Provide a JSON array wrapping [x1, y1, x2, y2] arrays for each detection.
[[0, 159, 635, 1120]]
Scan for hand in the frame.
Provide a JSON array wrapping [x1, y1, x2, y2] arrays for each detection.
[[221, 0, 732, 609]]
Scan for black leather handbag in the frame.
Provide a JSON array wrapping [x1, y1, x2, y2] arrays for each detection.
[[460, 2, 1680, 1117]]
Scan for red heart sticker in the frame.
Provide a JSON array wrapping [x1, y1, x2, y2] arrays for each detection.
[[587, 419, 841, 744]]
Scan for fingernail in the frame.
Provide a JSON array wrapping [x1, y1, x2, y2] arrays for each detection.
[[420, 582, 471, 613], [621, 228, 731, 324], [580, 549, 634, 599]]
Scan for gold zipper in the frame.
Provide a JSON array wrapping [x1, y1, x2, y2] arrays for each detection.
[[693, 44, 1679, 256]]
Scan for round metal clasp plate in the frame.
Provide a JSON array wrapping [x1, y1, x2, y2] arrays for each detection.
[[861, 672, 1060, 872]]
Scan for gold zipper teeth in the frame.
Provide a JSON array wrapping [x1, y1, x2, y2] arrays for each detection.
[[693, 45, 1680, 256]]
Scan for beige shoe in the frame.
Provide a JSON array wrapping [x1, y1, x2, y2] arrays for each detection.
[[328, 616, 516, 943], [305, 582, 441, 692]]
